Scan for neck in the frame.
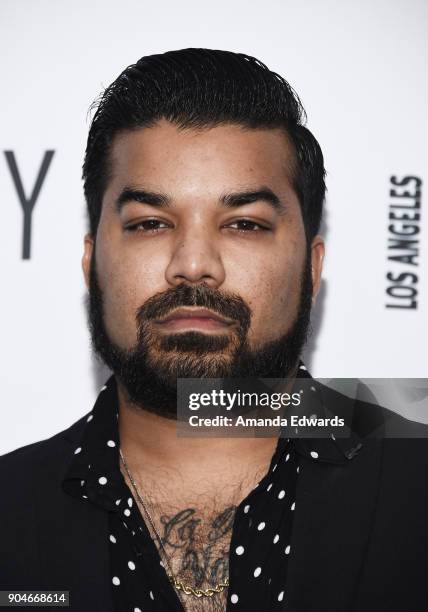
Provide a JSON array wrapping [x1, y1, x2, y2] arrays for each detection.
[[117, 368, 298, 486]]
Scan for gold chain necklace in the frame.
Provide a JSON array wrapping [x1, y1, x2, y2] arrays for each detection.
[[119, 448, 230, 600]]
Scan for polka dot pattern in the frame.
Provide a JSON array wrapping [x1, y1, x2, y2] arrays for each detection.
[[62, 362, 336, 611]]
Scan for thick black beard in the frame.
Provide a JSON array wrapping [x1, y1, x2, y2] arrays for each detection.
[[85, 249, 313, 418]]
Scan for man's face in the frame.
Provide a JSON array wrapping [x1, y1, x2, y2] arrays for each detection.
[[82, 119, 324, 414]]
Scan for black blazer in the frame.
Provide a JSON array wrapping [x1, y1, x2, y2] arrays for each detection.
[[1, 388, 428, 612]]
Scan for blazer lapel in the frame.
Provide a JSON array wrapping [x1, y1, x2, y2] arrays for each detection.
[[36, 426, 114, 612], [285, 436, 383, 611]]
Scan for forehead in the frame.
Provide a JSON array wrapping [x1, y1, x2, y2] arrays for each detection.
[[106, 119, 297, 196]]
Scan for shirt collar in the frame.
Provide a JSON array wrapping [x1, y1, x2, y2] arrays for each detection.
[[62, 361, 364, 508], [62, 374, 123, 511], [291, 362, 364, 464]]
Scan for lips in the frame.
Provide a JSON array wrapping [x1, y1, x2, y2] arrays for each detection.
[[155, 307, 234, 326]]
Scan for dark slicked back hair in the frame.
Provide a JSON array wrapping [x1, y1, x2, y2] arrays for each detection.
[[83, 48, 326, 242]]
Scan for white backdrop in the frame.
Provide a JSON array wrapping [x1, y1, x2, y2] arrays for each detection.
[[1, 0, 427, 455]]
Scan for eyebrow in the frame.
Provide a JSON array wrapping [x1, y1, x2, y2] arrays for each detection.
[[115, 188, 171, 213], [114, 185, 286, 215], [220, 188, 286, 214]]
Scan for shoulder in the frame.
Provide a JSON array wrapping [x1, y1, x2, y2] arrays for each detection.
[[0, 413, 92, 587], [321, 379, 428, 445], [357, 402, 428, 501], [355, 391, 428, 468], [0, 413, 88, 493], [319, 379, 428, 475]]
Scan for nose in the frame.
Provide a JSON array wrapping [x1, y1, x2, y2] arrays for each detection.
[[165, 225, 226, 288]]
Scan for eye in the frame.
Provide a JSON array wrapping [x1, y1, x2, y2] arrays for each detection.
[[226, 219, 270, 232], [125, 219, 171, 233]]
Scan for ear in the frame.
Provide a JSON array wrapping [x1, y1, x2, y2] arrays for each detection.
[[81, 233, 95, 291], [310, 235, 325, 304]]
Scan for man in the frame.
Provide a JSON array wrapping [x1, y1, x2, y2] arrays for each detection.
[[1, 49, 427, 612]]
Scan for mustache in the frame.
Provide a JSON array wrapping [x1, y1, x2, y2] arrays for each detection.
[[136, 283, 252, 334]]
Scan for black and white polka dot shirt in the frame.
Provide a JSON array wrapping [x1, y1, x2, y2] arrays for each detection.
[[62, 363, 348, 611]]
